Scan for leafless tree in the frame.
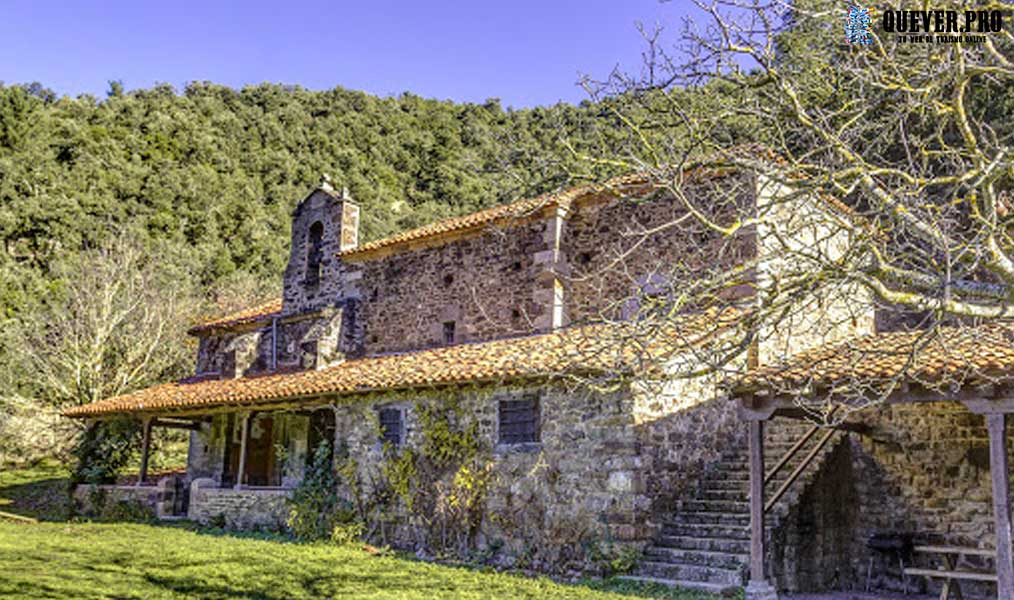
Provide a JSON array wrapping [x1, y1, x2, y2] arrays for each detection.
[[6, 236, 196, 408], [562, 0, 1014, 415]]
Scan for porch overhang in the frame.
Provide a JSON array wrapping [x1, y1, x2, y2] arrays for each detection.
[[730, 323, 1014, 600]]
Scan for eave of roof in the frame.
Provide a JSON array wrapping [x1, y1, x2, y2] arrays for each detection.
[[187, 299, 283, 335], [65, 307, 743, 419], [338, 173, 654, 260], [731, 323, 1014, 399]]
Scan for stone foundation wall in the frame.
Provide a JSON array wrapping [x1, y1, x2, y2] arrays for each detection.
[[329, 383, 651, 572], [770, 441, 859, 593], [73, 479, 175, 518], [188, 478, 290, 530]]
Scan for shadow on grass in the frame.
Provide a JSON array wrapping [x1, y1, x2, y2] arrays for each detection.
[[0, 474, 73, 521]]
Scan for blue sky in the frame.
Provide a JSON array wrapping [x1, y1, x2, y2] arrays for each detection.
[[0, 0, 692, 108]]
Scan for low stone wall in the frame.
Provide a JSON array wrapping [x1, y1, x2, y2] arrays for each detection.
[[73, 478, 175, 518], [188, 478, 291, 531]]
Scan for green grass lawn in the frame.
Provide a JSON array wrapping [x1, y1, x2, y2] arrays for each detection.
[[0, 465, 719, 600]]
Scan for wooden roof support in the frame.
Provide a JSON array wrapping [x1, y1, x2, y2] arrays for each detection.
[[136, 417, 153, 488], [746, 419, 779, 600], [234, 412, 251, 490]]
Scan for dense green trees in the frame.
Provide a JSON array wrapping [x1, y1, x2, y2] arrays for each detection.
[[0, 82, 631, 312]]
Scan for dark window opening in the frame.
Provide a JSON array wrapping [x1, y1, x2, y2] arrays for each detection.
[[442, 321, 456, 345], [306, 221, 324, 287], [511, 308, 521, 321], [576, 252, 592, 265], [498, 394, 540, 445], [378, 408, 403, 447], [443, 273, 454, 286], [511, 261, 523, 272]]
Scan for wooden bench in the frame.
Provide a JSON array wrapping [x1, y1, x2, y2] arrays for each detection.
[[904, 545, 997, 600]]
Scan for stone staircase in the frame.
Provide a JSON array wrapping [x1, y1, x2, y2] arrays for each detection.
[[623, 419, 847, 593]]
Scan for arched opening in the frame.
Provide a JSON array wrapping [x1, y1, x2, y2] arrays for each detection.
[[306, 221, 324, 287]]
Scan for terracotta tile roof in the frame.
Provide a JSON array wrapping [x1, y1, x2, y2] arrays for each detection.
[[733, 324, 1014, 397], [65, 307, 743, 418], [340, 173, 654, 258], [188, 299, 283, 334]]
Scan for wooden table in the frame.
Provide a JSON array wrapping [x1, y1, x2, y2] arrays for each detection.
[[904, 545, 997, 600]]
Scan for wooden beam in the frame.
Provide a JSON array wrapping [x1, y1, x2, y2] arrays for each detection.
[[988, 413, 1014, 600], [137, 417, 153, 487], [234, 412, 251, 490], [151, 419, 202, 431]]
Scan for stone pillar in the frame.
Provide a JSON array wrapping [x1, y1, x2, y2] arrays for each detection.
[[747, 419, 778, 600], [988, 413, 1014, 600], [533, 205, 569, 332], [137, 417, 153, 487]]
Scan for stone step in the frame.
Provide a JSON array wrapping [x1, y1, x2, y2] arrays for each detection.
[[678, 499, 749, 513], [635, 560, 745, 586], [668, 511, 750, 527], [702, 479, 749, 491], [643, 546, 748, 569], [710, 469, 749, 480], [656, 534, 750, 554], [697, 489, 745, 502], [661, 522, 750, 540], [613, 575, 736, 595]]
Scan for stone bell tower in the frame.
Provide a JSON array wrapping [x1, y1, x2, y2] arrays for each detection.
[[282, 174, 360, 316]]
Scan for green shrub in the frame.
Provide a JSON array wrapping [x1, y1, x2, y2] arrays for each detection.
[[70, 418, 141, 486], [287, 441, 358, 541]]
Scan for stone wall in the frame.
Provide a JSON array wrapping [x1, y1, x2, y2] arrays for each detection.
[[769, 441, 859, 593], [328, 383, 650, 571], [188, 478, 290, 530], [73, 478, 176, 518], [283, 186, 359, 315], [776, 402, 1005, 597], [343, 220, 547, 354], [754, 173, 876, 364], [564, 176, 754, 324], [632, 372, 744, 518]]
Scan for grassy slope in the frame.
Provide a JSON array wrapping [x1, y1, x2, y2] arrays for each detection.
[[0, 521, 702, 600], [0, 466, 716, 600]]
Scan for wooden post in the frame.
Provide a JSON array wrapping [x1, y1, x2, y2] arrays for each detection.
[[746, 418, 778, 600], [988, 413, 1014, 600], [234, 412, 251, 490], [137, 417, 153, 487]]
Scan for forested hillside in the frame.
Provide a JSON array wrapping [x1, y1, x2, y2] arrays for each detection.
[[0, 82, 634, 317]]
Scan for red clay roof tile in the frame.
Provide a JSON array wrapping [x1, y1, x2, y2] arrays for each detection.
[[65, 307, 742, 418]]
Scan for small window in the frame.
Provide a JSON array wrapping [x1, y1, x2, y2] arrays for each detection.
[[306, 221, 324, 287], [378, 408, 403, 447], [442, 321, 456, 345], [498, 395, 540, 445], [443, 273, 454, 286]]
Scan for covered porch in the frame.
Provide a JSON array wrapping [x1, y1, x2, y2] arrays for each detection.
[[733, 325, 1014, 600], [76, 405, 338, 526]]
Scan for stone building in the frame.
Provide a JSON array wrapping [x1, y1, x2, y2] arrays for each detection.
[[64, 163, 1013, 598]]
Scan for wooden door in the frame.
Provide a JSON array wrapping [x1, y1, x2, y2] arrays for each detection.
[[244, 415, 275, 486]]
